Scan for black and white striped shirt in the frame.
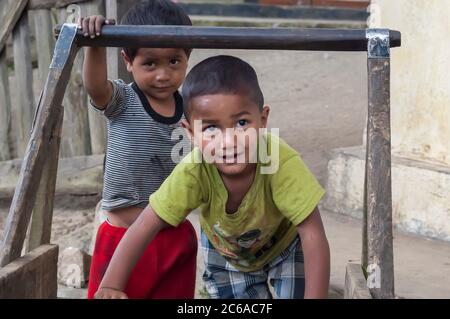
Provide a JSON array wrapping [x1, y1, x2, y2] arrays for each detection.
[[92, 79, 190, 211]]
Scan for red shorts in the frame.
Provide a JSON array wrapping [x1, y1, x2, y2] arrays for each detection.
[[87, 219, 197, 299]]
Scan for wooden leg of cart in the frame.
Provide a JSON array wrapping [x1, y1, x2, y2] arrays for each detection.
[[362, 28, 395, 299], [0, 24, 79, 298]]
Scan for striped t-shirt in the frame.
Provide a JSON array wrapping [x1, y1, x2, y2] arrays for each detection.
[[92, 79, 190, 211]]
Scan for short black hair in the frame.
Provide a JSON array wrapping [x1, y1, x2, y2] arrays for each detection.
[[182, 55, 264, 118], [121, 0, 192, 60]]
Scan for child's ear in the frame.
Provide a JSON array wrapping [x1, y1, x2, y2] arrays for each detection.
[[261, 106, 270, 128], [121, 50, 133, 73], [181, 119, 195, 144]]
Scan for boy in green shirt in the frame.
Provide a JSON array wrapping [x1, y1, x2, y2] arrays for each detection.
[[95, 55, 330, 299]]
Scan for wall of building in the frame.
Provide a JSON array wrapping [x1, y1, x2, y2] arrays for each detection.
[[370, 0, 450, 165]]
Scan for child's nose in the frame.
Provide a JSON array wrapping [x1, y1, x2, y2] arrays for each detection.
[[220, 129, 237, 151], [155, 68, 170, 81]]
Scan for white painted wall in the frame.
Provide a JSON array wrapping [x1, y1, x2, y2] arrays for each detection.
[[370, 0, 450, 165]]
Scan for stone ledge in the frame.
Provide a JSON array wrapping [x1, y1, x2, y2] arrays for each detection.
[[57, 285, 88, 299], [324, 146, 450, 241]]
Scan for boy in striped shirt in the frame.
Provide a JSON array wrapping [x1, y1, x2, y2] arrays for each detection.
[[81, 0, 197, 299]]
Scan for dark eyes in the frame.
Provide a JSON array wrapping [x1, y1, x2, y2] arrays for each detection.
[[202, 120, 248, 132], [236, 119, 248, 127], [143, 59, 180, 68], [203, 125, 217, 132]]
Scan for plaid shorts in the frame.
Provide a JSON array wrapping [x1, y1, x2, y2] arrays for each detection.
[[201, 232, 305, 299]]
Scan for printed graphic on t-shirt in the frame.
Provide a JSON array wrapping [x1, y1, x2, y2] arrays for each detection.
[[211, 223, 276, 267]]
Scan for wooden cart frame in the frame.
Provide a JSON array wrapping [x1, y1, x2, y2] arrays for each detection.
[[0, 24, 400, 299]]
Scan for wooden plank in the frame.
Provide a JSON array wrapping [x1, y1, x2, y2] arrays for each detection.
[[55, 25, 402, 51], [0, 50, 12, 161], [33, 9, 55, 93], [0, 244, 58, 298], [84, 0, 108, 155], [58, 9, 91, 158], [364, 56, 394, 299], [0, 24, 79, 267], [105, 0, 136, 82], [99, 0, 141, 155], [0, 0, 14, 161], [29, 0, 90, 10], [12, 11, 36, 157], [0, 0, 29, 54], [361, 169, 368, 271], [26, 106, 63, 252]]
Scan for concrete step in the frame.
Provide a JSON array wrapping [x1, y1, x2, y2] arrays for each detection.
[[321, 208, 450, 299], [57, 284, 87, 299]]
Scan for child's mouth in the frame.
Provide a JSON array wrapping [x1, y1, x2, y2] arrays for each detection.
[[153, 86, 172, 91], [222, 153, 243, 163]]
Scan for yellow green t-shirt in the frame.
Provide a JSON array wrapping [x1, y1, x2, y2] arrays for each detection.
[[149, 134, 325, 272]]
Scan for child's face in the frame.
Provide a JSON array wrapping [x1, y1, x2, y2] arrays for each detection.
[[122, 48, 188, 101], [183, 94, 270, 177]]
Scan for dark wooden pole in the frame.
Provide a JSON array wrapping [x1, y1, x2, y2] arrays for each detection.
[[54, 25, 401, 51], [0, 24, 79, 267], [363, 29, 395, 299]]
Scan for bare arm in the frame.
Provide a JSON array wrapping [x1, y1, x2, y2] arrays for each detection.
[[297, 207, 330, 299], [95, 205, 170, 298], [81, 16, 115, 109]]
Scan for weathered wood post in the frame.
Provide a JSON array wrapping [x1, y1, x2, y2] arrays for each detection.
[[84, 0, 108, 155], [0, 0, 12, 161], [362, 28, 395, 299], [0, 24, 79, 267], [105, 0, 137, 82], [0, 244, 59, 298], [0, 0, 38, 160], [12, 11, 36, 157], [26, 106, 64, 252], [33, 8, 56, 93], [0, 49, 12, 161]]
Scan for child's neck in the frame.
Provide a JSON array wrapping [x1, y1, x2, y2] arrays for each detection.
[[147, 94, 176, 118], [219, 163, 257, 214]]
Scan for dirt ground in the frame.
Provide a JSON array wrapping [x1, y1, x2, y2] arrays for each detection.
[[0, 49, 368, 297]]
